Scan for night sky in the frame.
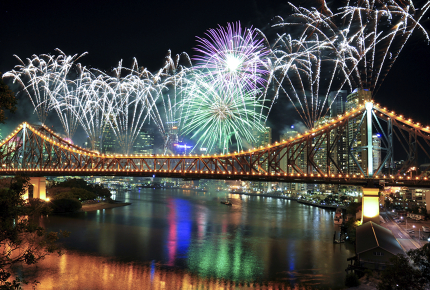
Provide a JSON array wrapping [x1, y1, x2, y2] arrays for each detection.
[[2, 0, 430, 147]]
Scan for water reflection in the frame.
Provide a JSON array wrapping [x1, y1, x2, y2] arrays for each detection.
[[21, 253, 321, 290], [19, 188, 353, 289]]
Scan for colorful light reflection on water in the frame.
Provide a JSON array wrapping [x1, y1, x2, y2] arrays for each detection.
[[17, 188, 354, 289]]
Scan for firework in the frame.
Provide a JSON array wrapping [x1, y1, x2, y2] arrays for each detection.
[[179, 71, 267, 154], [270, 32, 345, 128], [270, 0, 430, 128], [4, 49, 88, 138], [158, 50, 192, 153], [104, 59, 165, 154], [193, 22, 271, 91]]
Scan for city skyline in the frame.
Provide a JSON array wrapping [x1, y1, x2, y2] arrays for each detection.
[[1, 0, 430, 152]]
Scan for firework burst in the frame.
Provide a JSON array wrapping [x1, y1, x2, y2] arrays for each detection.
[[193, 21, 271, 91], [180, 71, 267, 154]]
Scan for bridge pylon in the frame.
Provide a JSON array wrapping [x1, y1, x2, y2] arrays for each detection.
[[361, 187, 380, 224], [23, 177, 47, 200]]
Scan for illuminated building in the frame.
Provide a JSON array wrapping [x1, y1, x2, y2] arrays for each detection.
[[133, 129, 154, 155], [373, 134, 381, 171], [329, 90, 348, 173], [346, 89, 372, 174], [280, 127, 298, 174], [251, 127, 272, 191], [102, 123, 117, 154]]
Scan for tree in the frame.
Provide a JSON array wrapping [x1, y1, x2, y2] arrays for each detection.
[[377, 254, 423, 290], [0, 74, 17, 124], [50, 178, 111, 200], [0, 176, 68, 289], [408, 243, 430, 287]]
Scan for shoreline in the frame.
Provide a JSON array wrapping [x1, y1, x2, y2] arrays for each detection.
[[80, 201, 131, 212], [230, 191, 344, 210]]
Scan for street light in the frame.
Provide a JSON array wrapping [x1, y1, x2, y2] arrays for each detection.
[[401, 216, 407, 229]]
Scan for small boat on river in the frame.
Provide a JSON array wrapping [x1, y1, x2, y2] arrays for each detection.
[[334, 207, 343, 225], [220, 201, 232, 206]]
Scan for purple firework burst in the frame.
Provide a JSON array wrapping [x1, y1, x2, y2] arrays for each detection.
[[193, 22, 270, 90]]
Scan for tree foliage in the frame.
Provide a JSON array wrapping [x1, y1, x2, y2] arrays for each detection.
[[378, 254, 424, 290], [0, 74, 17, 124], [50, 178, 111, 199], [52, 188, 97, 201], [0, 176, 68, 289], [408, 243, 430, 286]]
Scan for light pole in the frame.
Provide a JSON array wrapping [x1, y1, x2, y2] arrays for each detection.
[[401, 216, 407, 229]]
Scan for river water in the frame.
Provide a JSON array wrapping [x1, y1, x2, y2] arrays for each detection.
[[20, 188, 354, 289]]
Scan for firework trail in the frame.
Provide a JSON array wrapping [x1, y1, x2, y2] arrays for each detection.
[[270, 32, 345, 128], [179, 71, 267, 154], [157, 50, 192, 153], [271, 0, 430, 128], [4, 49, 88, 139], [104, 59, 165, 154]]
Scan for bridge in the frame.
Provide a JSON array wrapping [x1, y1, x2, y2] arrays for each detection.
[[1, 101, 430, 193]]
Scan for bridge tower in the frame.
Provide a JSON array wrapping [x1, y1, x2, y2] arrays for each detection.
[[23, 177, 47, 200], [362, 100, 380, 223]]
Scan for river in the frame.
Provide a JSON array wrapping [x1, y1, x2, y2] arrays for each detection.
[[19, 188, 354, 289]]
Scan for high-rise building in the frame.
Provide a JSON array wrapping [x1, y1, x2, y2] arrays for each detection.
[[313, 116, 331, 171], [102, 123, 117, 154], [251, 127, 272, 191], [133, 129, 154, 155], [329, 90, 348, 118], [346, 89, 372, 174], [252, 127, 272, 148], [280, 128, 298, 173], [329, 90, 348, 173], [373, 134, 381, 173]]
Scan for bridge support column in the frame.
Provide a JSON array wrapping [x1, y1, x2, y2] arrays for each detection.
[[361, 187, 379, 224], [365, 102, 374, 177], [23, 177, 47, 200]]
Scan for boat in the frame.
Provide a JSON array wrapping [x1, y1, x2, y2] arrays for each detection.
[[334, 207, 343, 225], [220, 201, 232, 206]]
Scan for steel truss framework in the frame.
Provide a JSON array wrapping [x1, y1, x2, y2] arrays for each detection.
[[1, 102, 430, 187]]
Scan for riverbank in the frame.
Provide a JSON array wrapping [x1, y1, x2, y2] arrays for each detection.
[[230, 191, 345, 210], [80, 201, 131, 212]]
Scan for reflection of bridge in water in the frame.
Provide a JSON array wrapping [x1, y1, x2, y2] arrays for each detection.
[[2, 101, 430, 200]]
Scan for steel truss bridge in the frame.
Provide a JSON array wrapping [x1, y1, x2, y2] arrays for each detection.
[[1, 101, 430, 187]]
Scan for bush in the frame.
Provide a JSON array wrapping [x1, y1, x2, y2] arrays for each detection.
[[345, 272, 360, 287], [24, 198, 53, 216], [51, 198, 82, 213]]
